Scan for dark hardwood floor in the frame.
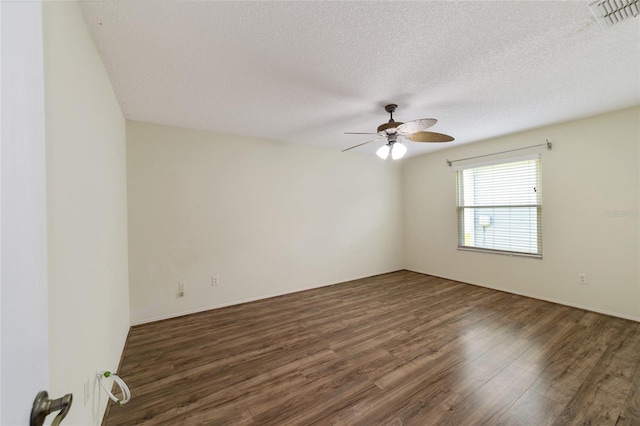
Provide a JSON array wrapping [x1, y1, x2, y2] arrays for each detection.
[[103, 270, 640, 425]]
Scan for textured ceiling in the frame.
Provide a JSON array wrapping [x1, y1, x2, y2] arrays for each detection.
[[80, 1, 640, 158]]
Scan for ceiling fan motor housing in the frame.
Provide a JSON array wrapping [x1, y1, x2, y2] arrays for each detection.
[[377, 121, 403, 134]]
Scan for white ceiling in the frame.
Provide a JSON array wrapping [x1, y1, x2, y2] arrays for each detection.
[[80, 1, 640, 158]]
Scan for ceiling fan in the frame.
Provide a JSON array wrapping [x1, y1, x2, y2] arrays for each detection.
[[343, 104, 454, 159]]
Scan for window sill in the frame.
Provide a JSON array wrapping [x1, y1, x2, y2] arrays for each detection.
[[457, 246, 542, 259]]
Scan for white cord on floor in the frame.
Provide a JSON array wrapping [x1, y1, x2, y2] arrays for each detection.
[[97, 371, 131, 405]]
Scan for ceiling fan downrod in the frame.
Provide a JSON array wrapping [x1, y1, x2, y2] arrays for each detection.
[[377, 104, 403, 134], [385, 104, 398, 122]]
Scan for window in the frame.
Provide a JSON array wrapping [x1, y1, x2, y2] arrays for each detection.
[[456, 154, 542, 257]]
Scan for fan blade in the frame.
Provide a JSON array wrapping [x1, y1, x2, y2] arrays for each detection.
[[344, 132, 378, 135], [342, 138, 380, 152], [396, 118, 437, 135], [406, 131, 454, 143]]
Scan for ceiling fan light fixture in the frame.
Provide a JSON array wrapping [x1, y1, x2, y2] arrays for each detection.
[[376, 144, 391, 160], [391, 142, 407, 160]]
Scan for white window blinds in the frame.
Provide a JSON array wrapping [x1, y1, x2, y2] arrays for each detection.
[[456, 155, 542, 257]]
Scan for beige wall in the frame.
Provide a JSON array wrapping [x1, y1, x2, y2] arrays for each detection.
[[126, 121, 403, 324], [44, 2, 130, 424], [403, 107, 640, 320]]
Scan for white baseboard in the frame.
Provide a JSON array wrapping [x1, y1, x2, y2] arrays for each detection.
[[131, 270, 402, 326], [133, 269, 639, 326], [406, 268, 640, 323]]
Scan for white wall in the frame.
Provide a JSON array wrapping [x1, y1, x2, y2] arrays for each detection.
[[403, 107, 640, 320], [1, 2, 49, 424], [127, 121, 403, 324], [44, 2, 130, 424]]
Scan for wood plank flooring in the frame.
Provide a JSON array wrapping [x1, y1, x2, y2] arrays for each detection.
[[103, 270, 640, 425]]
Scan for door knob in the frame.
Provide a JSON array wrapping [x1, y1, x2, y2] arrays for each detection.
[[30, 390, 73, 426]]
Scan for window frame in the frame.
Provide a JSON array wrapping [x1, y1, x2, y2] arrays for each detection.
[[455, 154, 542, 258]]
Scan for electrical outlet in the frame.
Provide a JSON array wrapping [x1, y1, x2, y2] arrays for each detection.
[[177, 281, 186, 297], [578, 273, 588, 285], [212, 275, 220, 286]]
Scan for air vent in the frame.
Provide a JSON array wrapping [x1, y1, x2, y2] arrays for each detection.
[[590, 0, 639, 28]]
